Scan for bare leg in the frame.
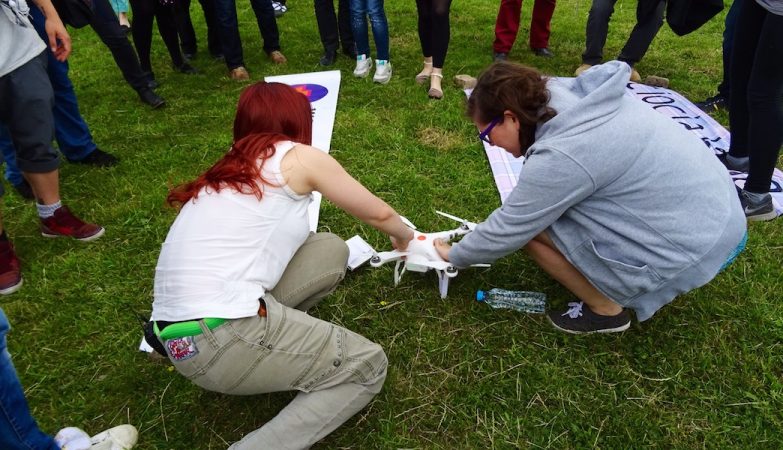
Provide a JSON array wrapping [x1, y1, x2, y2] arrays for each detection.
[[524, 231, 623, 316], [24, 170, 60, 205]]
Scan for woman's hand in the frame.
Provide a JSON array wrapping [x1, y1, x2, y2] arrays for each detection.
[[434, 238, 452, 261], [391, 229, 414, 252]]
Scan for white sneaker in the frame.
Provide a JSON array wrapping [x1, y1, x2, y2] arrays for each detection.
[[89, 425, 139, 450], [56, 427, 92, 450], [353, 54, 372, 78], [373, 60, 392, 84]]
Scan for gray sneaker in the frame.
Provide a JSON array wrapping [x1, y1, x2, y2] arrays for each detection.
[[547, 301, 631, 334], [739, 189, 776, 221]]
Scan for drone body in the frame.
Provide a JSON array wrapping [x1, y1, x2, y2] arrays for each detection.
[[369, 211, 488, 298]]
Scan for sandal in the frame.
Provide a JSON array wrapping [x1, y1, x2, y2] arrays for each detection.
[[415, 61, 433, 85], [428, 73, 443, 100]]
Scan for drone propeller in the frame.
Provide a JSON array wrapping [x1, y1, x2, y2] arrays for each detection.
[[435, 210, 477, 229]]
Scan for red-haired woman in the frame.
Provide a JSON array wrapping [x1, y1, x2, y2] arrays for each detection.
[[150, 82, 413, 449]]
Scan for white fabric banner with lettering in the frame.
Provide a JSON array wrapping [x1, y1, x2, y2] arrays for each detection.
[[265, 70, 342, 231], [468, 80, 783, 217]]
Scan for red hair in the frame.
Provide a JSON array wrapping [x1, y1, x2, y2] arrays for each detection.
[[167, 82, 313, 206]]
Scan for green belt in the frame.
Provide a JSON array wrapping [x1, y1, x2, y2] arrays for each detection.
[[154, 318, 228, 340]]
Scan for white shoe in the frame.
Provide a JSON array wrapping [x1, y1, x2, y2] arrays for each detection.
[[353, 54, 372, 78], [89, 425, 139, 450], [55, 427, 92, 450], [373, 60, 392, 84]]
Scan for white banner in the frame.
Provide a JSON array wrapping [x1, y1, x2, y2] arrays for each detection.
[[469, 81, 783, 217], [265, 70, 342, 231]]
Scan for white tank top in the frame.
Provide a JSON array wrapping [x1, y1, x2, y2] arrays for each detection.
[[151, 141, 311, 321]]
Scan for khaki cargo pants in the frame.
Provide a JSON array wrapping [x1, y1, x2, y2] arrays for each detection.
[[167, 233, 388, 449]]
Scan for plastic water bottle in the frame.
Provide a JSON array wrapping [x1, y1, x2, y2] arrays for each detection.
[[476, 288, 547, 314]]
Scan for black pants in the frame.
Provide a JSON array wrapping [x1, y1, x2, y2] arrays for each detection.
[[581, 0, 664, 66], [728, 0, 783, 194], [173, 0, 222, 57], [314, 0, 354, 53], [415, 0, 452, 68], [89, 0, 150, 92], [130, 0, 185, 73]]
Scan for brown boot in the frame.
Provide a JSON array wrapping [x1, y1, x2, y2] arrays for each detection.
[[229, 66, 250, 81]]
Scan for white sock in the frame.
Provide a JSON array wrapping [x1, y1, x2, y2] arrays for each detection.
[[37, 200, 62, 219]]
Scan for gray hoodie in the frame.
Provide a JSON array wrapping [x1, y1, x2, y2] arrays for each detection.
[[450, 61, 746, 321]]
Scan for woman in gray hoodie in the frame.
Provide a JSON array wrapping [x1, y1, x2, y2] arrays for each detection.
[[435, 61, 747, 334]]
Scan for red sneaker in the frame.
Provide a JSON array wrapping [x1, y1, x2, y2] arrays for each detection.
[[0, 240, 22, 295], [40, 206, 105, 241]]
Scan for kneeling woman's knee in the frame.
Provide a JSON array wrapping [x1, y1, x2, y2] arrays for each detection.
[[310, 232, 350, 269]]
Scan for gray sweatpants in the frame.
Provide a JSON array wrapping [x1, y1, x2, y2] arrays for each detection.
[[167, 233, 388, 450]]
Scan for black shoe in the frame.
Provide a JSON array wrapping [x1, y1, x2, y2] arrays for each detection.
[[738, 189, 776, 221], [174, 62, 198, 74], [12, 179, 34, 201], [142, 71, 159, 89], [547, 301, 631, 334], [533, 47, 554, 58], [694, 93, 727, 113], [138, 88, 166, 109], [210, 52, 225, 61], [182, 48, 197, 60], [493, 52, 507, 62], [68, 148, 118, 167], [319, 50, 337, 66]]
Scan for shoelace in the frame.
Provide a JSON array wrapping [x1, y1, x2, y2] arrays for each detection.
[[561, 301, 584, 319]]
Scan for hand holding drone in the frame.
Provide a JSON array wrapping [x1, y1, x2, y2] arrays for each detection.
[[369, 211, 489, 298]]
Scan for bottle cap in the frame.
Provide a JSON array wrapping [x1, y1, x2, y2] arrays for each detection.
[[476, 290, 485, 302]]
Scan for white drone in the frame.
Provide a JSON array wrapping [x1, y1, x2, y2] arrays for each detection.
[[369, 211, 489, 298]]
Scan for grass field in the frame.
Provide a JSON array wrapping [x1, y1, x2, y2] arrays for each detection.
[[3, 0, 782, 448]]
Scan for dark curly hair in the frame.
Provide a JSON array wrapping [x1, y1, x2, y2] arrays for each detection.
[[467, 62, 557, 153]]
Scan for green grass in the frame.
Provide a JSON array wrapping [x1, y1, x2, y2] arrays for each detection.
[[3, 0, 782, 448]]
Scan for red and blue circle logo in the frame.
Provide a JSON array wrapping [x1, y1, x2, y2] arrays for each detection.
[[291, 84, 329, 103]]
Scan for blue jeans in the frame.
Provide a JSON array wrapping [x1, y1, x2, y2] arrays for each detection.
[[349, 0, 389, 60], [0, 308, 59, 450], [0, 6, 95, 187]]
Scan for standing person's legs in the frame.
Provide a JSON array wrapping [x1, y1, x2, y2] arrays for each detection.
[[493, 0, 522, 55], [529, 0, 555, 50], [89, 0, 153, 92], [315, 0, 340, 54], [129, 0, 157, 73], [617, 0, 664, 66], [581, 0, 616, 65], [415, 0, 433, 58], [173, 0, 198, 56], [0, 130, 25, 188], [213, 0, 246, 69], [429, 0, 451, 69], [152, 1, 189, 69], [0, 308, 60, 450], [248, 0, 282, 54], [196, 0, 223, 57], [742, 11, 783, 195], [337, 0, 356, 55], [349, 0, 371, 58], [719, 0, 742, 99], [728, 0, 764, 161], [270, 232, 349, 311], [367, 0, 389, 60]]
